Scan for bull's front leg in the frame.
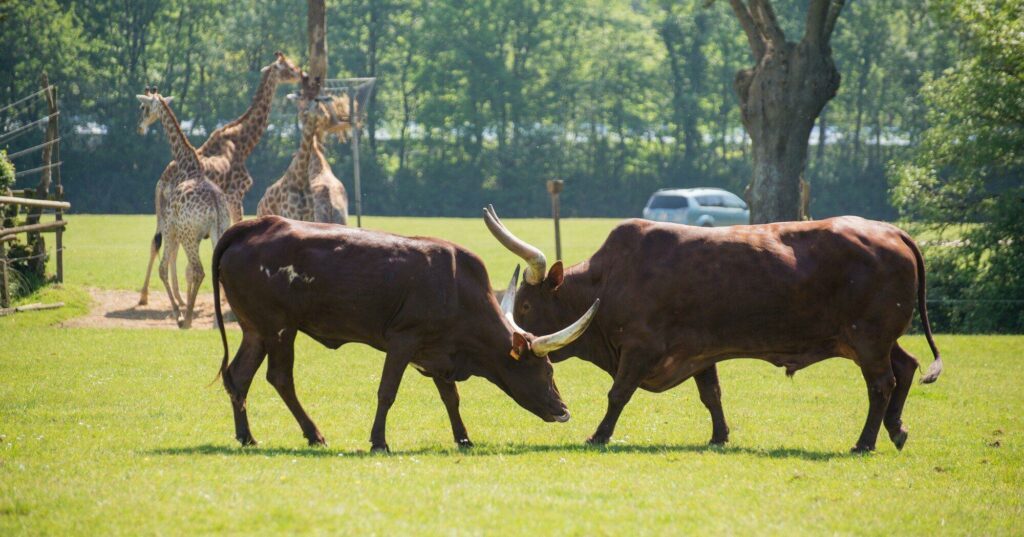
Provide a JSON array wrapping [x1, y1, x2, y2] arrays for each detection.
[[694, 365, 730, 445], [433, 378, 473, 448], [587, 354, 648, 445], [369, 345, 412, 453]]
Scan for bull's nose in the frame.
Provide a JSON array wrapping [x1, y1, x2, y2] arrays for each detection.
[[553, 411, 571, 423]]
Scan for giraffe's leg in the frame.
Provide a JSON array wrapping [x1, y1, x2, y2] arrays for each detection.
[[180, 239, 204, 330], [170, 245, 186, 307], [230, 195, 244, 224], [138, 230, 160, 306], [158, 235, 183, 326]]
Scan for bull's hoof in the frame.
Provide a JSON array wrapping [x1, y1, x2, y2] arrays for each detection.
[[890, 429, 909, 451], [586, 434, 610, 446], [456, 438, 474, 449], [307, 435, 327, 447], [237, 436, 258, 447], [709, 436, 729, 446], [850, 444, 876, 454], [370, 443, 390, 454]]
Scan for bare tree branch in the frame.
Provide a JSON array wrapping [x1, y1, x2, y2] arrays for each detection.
[[749, 0, 786, 45], [823, 0, 847, 42], [804, 0, 830, 47], [727, 0, 766, 60]]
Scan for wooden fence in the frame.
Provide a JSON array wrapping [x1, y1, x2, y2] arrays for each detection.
[[1, 73, 67, 312]]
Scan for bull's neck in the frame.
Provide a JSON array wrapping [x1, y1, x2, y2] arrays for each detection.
[[232, 68, 280, 157], [157, 99, 202, 182], [548, 263, 616, 373]]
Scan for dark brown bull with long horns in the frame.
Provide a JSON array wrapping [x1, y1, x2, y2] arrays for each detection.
[[213, 216, 599, 451], [484, 206, 942, 452]]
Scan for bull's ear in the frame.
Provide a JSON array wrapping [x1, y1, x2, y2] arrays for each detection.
[[545, 261, 564, 290], [510, 332, 529, 360]]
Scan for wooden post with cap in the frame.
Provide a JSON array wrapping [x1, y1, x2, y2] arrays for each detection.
[[546, 179, 564, 261]]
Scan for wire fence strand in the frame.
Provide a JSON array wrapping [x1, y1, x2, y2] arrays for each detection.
[[0, 86, 53, 115], [0, 112, 60, 143], [5, 137, 61, 160]]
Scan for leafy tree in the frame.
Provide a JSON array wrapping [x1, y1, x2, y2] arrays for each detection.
[[892, 0, 1024, 332]]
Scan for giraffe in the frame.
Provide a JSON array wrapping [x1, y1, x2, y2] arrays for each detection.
[[139, 52, 303, 306], [137, 87, 231, 329], [256, 91, 350, 223]]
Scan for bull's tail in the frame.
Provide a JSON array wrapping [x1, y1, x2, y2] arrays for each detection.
[[211, 223, 235, 399], [901, 233, 943, 383]]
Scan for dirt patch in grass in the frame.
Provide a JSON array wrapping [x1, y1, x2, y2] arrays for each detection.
[[61, 287, 236, 330]]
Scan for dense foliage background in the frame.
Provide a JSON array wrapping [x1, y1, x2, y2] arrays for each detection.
[[1, 0, 1021, 330], [2, 0, 959, 218]]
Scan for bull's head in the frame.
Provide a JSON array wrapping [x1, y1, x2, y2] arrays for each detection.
[[480, 266, 598, 423], [483, 206, 585, 363]]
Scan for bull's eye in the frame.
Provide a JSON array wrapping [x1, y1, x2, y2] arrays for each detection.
[[521, 302, 531, 313]]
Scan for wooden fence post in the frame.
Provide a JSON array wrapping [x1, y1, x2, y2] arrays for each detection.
[[547, 179, 564, 261], [0, 246, 9, 309]]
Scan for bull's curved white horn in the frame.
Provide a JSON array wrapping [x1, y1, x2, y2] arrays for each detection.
[[531, 299, 600, 357], [500, 265, 520, 317], [483, 205, 547, 285]]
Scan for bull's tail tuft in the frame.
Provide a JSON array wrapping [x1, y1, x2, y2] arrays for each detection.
[[920, 357, 943, 384]]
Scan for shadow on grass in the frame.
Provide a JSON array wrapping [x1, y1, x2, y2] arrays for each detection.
[[147, 441, 858, 461]]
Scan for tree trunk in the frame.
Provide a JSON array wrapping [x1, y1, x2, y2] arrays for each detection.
[[728, 0, 845, 223], [735, 42, 840, 223], [307, 0, 328, 83]]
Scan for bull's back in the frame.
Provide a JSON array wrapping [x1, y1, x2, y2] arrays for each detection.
[[594, 217, 918, 351], [217, 217, 458, 345]]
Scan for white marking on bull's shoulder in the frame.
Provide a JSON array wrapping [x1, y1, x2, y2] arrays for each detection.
[[277, 328, 286, 340], [412, 363, 427, 373], [260, 265, 272, 278]]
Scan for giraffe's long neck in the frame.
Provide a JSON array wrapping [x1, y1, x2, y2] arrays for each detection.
[[283, 121, 320, 187], [233, 68, 280, 158], [307, 136, 328, 179], [157, 99, 202, 182]]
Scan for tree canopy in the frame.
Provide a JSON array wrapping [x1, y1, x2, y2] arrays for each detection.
[[0, 0, 973, 218]]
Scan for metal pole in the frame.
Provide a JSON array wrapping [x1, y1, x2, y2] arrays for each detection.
[[351, 91, 362, 228], [547, 179, 564, 261]]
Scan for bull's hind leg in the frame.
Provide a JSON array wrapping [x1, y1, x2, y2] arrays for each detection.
[[225, 333, 267, 446], [265, 329, 325, 446], [694, 366, 730, 445], [852, 344, 897, 453], [884, 343, 920, 450], [433, 378, 472, 448]]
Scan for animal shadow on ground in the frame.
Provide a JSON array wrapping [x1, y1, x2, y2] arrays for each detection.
[[148, 442, 858, 461]]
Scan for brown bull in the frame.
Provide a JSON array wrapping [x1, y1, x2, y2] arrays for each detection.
[[484, 206, 942, 452], [212, 216, 599, 452]]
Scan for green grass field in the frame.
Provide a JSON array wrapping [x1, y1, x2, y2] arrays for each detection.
[[1, 215, 1022, 535]]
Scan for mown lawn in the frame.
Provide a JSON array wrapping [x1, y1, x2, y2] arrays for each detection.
[[1, 214, 1021, 534], [1, 329, 1021, 535], [45, 214, 622, 292]]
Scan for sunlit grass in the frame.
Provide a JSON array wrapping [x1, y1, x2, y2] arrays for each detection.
[[1, 329, 1021, 534]]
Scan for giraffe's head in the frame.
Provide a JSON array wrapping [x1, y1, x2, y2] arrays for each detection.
[[136, 86, 174, 135], [262, 51, 303, 84], [291, 74, 353, 142]]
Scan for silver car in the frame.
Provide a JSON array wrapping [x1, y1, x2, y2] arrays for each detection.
[[642, 188, 750, 227]]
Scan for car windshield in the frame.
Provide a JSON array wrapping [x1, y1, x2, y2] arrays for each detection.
[[648, 195, 689, 209]]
